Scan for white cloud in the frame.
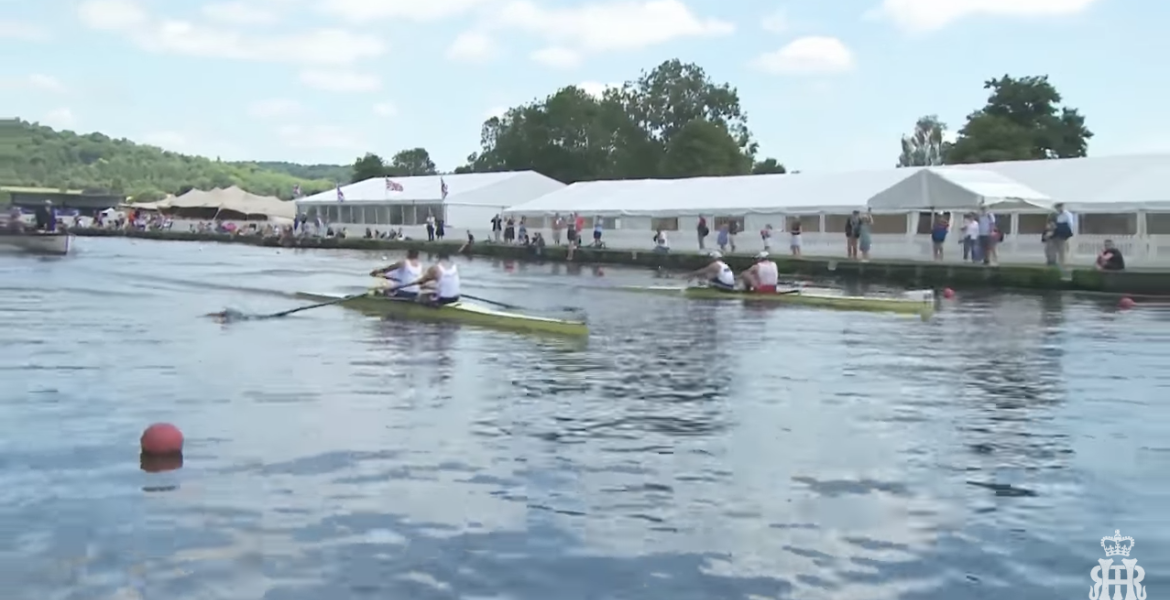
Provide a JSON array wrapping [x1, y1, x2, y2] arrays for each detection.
[[248, 98, 302, 118], [77, 0, 149, 30], [77, 0, 386, 66], [202, 2, 280, 25], [299, 69, 381, 92], [577, 81, 619, 98], [531, 47, 581, 69], [372, 102, 397, 117], [750, 36, 854, 74], [42, 108, 75, 129], [761, 8, 789, 33], [869, 0, 1100, 32], [0, 19, 51, 41], [446, 31, 498, 62], [25, 74, 65, 91], [319, 0, 492, 21], [276, 124, 363, 149], [492, 0, 733, 58]]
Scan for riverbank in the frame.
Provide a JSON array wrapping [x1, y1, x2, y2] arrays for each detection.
[[70, 227, 1170, 295]]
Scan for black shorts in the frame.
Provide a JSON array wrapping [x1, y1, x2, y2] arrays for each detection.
[[593, 230, 602, 240]]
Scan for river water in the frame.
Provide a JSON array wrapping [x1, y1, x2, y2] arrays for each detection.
[[1, 237, 1168, 600]]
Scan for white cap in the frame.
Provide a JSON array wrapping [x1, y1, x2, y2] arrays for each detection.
[[707, 250, 722, 259], [755, 251, 769, 259]]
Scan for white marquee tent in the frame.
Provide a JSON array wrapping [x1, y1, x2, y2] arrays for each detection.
[[866, 168, 1053, 211]]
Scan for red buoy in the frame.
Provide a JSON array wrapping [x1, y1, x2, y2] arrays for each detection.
[[141, 423, 184, 455], [942, 288, 955, 299], [1119, 297, 1136, 310]]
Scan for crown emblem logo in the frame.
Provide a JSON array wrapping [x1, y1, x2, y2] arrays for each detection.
[[1101, 530, 1134, 557]]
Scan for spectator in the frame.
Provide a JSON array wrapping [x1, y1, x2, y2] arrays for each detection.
[[716, 223, 729, 252], [789, 220, 802, 256], [504, 216, 515, 244], [653, 229, 669, 253], [592, 215, 603, 247], [961, 213, 980, 262], [930, 214, 949, 261], [977, 206, 998, 266], [727, 219, 739, 252], [1096, 239, 1125, 271], [552, 213, 564, 245], [1053, 202, 1076, 267], [846, 210, 861, 259], [491, 214, 503, 242], [1041, 215, 1058, 265], [858, 211, 873, 261], [761, 223, 773, 252], [425, 212, 435, 241], [697, 215, 709, 249]]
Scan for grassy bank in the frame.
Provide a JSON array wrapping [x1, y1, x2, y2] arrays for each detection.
[[70, 227, 1170, 295]]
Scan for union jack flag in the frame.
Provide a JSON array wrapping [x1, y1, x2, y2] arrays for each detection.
[[336, 185, 345, 202], [385, 177, 403, 192], [440, 177, 448, 200]]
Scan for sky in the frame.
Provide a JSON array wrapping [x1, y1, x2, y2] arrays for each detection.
[[2, 0, 1167, 174]]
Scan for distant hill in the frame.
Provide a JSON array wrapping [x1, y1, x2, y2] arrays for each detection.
[[0, 119, 339, 201], [245, 161, 350, 183]]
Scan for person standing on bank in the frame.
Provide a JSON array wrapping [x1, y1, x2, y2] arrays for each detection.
[[845, 210, 861, 259], [930, 213, 949, 261], [435, 214, 445, 240], [697, 215, 709, 250], [857, 210, 873, 262], [1053, 202, 1076, 267], [977, 206, 998, 265], [425, 212, 436, 241], [552, 213, 564, 245], [491, 214, 503, 242]]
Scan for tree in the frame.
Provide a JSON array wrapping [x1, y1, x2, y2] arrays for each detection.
[[946, 75, 1092, 164], [459, 60, 764, 182], [387, 147, 436, 176], [751, 158, 787, 174], [350, 152, 388, 182], [897, 115, 950, 167]]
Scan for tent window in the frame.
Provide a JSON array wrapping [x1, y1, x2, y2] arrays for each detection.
[[870, 214, 907, 234], [582, 217, 617, 229], [713, 216, 745, 233], [1017, 214, 1049, 235], [915, 212, 952, 234], [414, 204, 444, 225], [1147, 213, 1170, 235], [993, 214, 1013, 234], [651, 217, 679, 231], [1081, 213, 1136, 235], [785, 216, 819, 232], [824, 214, 850, 233]]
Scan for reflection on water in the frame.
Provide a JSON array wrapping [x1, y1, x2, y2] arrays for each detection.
[[0, 237, 1168, 599]]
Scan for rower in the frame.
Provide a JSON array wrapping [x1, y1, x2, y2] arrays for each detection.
[[685, 251, 736, 292], [369, 249, 423, 299], [740, 251, 779, 293], [394, 251, 461, 306]]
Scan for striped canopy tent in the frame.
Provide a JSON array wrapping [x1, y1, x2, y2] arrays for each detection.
[[164, 186, 295, 220]]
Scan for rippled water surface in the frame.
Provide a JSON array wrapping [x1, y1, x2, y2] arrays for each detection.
[[2, 237, 1169, 600]]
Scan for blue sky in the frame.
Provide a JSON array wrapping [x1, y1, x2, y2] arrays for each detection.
[[2, 0, 1167, 174]]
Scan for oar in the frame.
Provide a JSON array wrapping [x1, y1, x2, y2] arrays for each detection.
[[222, 292, 368, 321], [459, 293, 582, 314]]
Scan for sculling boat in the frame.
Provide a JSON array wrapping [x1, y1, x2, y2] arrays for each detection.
[[0, 231, 70, 255], [614, 285, 934, 315], [295, 293, 589, 337]]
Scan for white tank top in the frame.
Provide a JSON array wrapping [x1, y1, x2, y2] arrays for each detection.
[[757, 261, 778, 286], [395, 260, 423, 292], [436, 263, 460, 298], [715, 261, 734, 286]]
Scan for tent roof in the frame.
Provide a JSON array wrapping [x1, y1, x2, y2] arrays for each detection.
[[296, 171, 563, 205], [167, 186, 293, 217], [505, 169, 913, 217], [866, 168, 1053, 211]]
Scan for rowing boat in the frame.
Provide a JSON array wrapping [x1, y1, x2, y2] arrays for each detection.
[[295, 292, 589, 337], [614, 285, 934, 315]]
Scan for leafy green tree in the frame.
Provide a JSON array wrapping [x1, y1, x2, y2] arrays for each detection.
[[946, 75, 1092, 164], [459, 60, 765, 182], [751, 158, 787, 174], [898, 115, 950, 167], [350, 152, 388, 182], [387, 147, 437, 176]]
